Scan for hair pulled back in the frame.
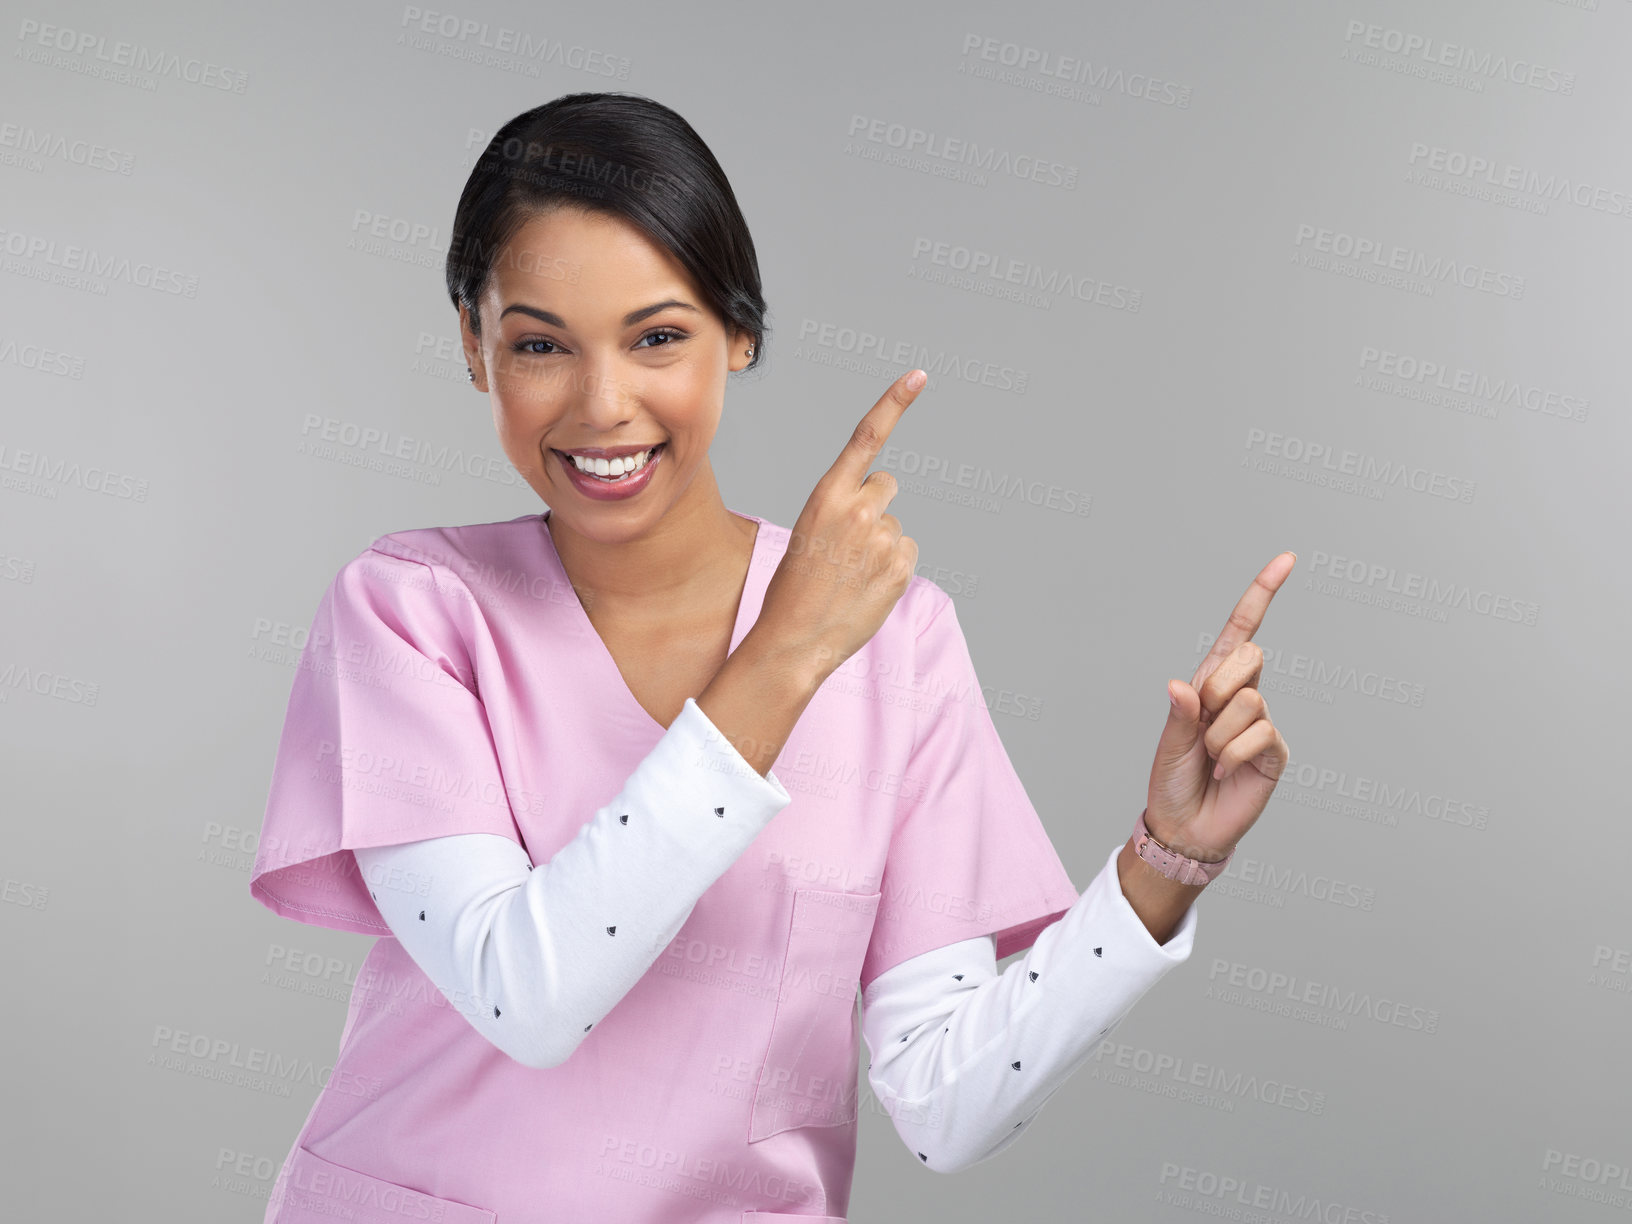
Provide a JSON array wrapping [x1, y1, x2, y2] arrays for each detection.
[[445, 91, 767, 371]]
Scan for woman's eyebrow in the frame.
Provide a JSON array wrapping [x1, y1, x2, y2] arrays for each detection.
[[499, 299, 702, 327]]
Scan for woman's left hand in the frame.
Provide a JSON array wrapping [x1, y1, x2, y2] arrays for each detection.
[[1144, 552, 1296, 862]]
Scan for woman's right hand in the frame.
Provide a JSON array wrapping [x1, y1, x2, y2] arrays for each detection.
[[752, 369, 928, 683]]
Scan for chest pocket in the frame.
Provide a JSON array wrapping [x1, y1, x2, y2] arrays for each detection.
[[749, 887, 882, 1143]]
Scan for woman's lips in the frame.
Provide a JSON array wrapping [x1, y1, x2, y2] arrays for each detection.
[[552, 442, 665, 501]]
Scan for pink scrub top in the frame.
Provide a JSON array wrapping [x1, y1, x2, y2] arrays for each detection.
[[250, 508, 1081, 1223]]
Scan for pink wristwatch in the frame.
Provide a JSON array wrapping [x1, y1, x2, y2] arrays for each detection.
[[1132, 807, 1233, 886]]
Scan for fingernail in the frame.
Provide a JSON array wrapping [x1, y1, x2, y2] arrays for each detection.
[[905, 369, 926, 390]]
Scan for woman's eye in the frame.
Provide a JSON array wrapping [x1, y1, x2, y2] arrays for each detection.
[[637, 328, 687, 349], [511, 329, 686, 357]]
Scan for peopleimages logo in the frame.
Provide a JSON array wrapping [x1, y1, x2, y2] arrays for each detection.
[[795, 318, 1030, 394], [1357, 345, 1589, 424], [1206, 958, 1440, 1034], [13, 18, 251, 92], [846, 114, 1079, 189], [1090, 1041, 1328, 1115], [1304, 549, 1540, 627], [1158, 1163, 1390, 1222], [908, 236, 1143, 312], [1541, 1149, 1632, 1211], [1341, 20, 1576, 94], [957, 33, 1193, 108], [1407, 143, 1631, 218], [0, 224, 199, 296], [1293, 223, 1524, 298], [1218, 853, 1377, 911]]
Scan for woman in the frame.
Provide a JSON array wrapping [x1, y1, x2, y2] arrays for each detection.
[[250, 91, 1292, 1222]]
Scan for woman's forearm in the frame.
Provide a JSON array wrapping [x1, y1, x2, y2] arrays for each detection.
[[1115, 837, 1208, 945], [694, 626, 831, 778]]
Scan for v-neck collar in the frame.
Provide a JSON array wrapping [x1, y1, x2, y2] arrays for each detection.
[[536, 507, 769, 734]]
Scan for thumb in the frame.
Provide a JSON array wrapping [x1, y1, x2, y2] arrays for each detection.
[[1156, 678, 1205, 763]]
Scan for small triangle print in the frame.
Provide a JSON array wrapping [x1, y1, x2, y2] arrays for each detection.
[[607, 926, 617, 935], [584, 1023, 592, 1031], [619, 813, 628, 825], [714, 806, 725, 817], [953, 974, 963, 981], [1011, 1060, 1022, 1070], [1093, 947, 1103, 957], [1028, 971, 1038, 981], [418, 910, 425, 921], [493, 1005, 501, 1018], [918, 1152, 928, 1163]]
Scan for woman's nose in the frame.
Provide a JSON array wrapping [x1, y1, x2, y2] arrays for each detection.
[[568, 355, 638, 429]]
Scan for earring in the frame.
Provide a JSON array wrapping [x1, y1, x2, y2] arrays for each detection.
[[466, 367, 474, 382], [745, 345, 755, 360]]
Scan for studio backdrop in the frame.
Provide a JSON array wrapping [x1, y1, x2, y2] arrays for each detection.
[[3, 0, 1624, 1219]]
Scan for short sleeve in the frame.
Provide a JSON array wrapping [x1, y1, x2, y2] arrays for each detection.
[[859, 586, 1082, 995], [249, 545, 523, 935]]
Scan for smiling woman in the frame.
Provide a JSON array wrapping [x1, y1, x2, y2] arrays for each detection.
[[251, 91, 1229, 1224], [443, 98, 779, 728], [476, 210, 722, 518]]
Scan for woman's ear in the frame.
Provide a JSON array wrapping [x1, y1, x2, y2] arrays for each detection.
[[730, 325, 756, 372], [460, 304, 489, 391]]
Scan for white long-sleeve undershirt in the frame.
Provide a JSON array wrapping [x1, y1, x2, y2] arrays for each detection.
[[857, 843, 1194, 1172], [353, 696, 793, 1071], [354, 696, 1197, 1171]]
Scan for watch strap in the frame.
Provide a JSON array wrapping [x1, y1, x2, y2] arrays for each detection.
[[1132, 807, 1233, 886]]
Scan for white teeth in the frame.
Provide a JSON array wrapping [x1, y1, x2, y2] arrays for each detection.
[[567, 447, 656, 478]]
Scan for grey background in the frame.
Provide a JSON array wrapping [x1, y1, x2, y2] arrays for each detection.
[[3, 0, 1626, 1219]]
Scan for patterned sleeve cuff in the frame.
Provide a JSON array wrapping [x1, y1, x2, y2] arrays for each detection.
[[1098, 842, 1199, 964], [655, 695, 794, 813]]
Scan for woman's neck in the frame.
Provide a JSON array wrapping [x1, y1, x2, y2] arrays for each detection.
[[544, 482, 758, 625]]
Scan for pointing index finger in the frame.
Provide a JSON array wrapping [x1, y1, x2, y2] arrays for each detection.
[[1191, 552, 1297, 689], [825, 369, 927, 490]]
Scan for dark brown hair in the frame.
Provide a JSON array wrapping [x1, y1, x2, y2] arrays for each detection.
[[445, 91, 768, 370]]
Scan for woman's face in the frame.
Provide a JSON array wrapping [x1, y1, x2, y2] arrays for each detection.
[[462, 204, 751, 538]]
